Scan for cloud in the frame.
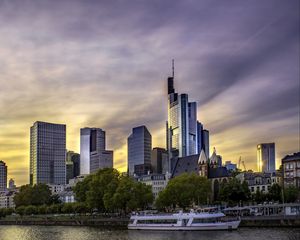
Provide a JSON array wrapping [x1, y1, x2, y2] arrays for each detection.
[[0, 0, 298, 185]]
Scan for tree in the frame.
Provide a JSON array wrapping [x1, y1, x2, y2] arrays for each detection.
[[219, 178, 251, 205], [284, 186, 299, 203], [111, 176, 153, 213], [253, 189, 267, 203], [73, 175, 92, 202], [14, 184, 52, 207], [267, 184, 282, 202], [61, 203, 74, 214], [155, 173, 211, 210], [24, 205, 38, 215], [86, 168, 120, 211]]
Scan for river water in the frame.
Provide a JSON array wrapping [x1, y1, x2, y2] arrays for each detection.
[[0, 226, 299, 240]]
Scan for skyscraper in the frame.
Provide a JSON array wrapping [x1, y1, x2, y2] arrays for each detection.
[[127, 126, 152, 176], [257, 143, 275, 172], [66, 151, 80, 183], [167, 79, 198, 159], [197, 122, 210, 158], [0, 161, 7, 191], [202, 129, 210, 158], [30, 121, 66, 185], [80, 128, 113, 175], [151, 148, 168, 174]]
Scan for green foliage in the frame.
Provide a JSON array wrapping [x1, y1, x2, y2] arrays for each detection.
[[47, 204, 61, 214], [14, 184, 52, 207], [73, 175, 92, 202], [155, 173, 211, 210], [24, 205, 38, 215], [284, 186, 299, 203], [73, 202, 89, 214], [61, 203, 74, 214], [267, 184, 282, 202], [16, 206, 26, 216], [38, 205, 47, 215], [219, 178, 251, 204], [0, 208, 13, 218], [253, 189, 267, 203], [111, 176, 153, 213], [74, 168, 153, 213]]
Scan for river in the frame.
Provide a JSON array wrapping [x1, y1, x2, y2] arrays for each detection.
[[0, 226, 299, 240]]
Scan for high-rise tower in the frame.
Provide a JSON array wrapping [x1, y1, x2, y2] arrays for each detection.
[[80, 128, 113, 175], [257, 143, 275, 172], [30, 121, 66, 185], [166, 62, 198, 160], [127, 126, 152, 176]]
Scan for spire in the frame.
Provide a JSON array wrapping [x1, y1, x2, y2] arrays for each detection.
[[167, 59, 175, 95], [172, 59, 174, 78]]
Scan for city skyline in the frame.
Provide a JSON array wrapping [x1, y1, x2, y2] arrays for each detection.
[[0, 0, 299, 185]]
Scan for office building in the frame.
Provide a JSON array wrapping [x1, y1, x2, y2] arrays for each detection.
[[257, 143, 275, 173], [224, 161, 237, 171], [80, 128, 113, 175], [137, 173, 170, 198], [66, 151, 80, 184], [151, 148, 168, 174], [127, 126, 152, 176], [166, 63, 209, 163], [8, 179, 16, 190], [202, 129, 210, 159], [30, 121, 66, 185], [0, 161, 7, 191], [282, 152, 300, 189]]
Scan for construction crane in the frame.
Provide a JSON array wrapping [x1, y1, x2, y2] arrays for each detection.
[[238, 156, 247, 171]]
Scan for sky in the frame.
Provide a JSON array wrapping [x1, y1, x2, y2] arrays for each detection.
[[0, 0, 299, 186]]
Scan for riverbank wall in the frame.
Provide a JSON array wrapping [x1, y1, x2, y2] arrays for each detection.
[[0, 216, 299, 228]]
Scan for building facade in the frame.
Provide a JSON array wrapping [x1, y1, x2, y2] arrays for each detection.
[[80, 128, 113, 175], [0, 191, 16, 208], [282, 152, 300, 189], [30, 121, 66, 185], [66, 151, 80, 184], [137, 173, 169, 198], [257, 143, 275, 173], [151, 148, 168, 174], [167, 76, 197, 159], [0, 161, 7, 192], [127, 126, 152, 176], [236, 171, 282, 194], [166, 69, 209, 164]]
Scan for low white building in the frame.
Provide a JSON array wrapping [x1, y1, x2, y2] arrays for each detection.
[[58, 191, 76, 203], [236, 171, 282, 194], [0, 191, 16, 208], [48, 184, 66, 195], [137, 173, 170, 198]]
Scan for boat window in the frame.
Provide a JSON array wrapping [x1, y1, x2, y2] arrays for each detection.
[[137, 219, 177, 224], [192, 218, 217, 223]]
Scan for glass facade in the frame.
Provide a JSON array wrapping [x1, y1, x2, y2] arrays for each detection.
[[127, 126, 152, 176], [0, 161, 7, 191], [80, 128, 113, 175], [167, 77, 206, 161], [257, 143, 275, 172], [30, 121, 66, 185]]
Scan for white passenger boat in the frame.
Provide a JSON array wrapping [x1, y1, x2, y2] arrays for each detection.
[[128, 211, 240, 231]]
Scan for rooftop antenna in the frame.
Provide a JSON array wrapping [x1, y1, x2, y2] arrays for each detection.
[[172, 59, 174, 78]]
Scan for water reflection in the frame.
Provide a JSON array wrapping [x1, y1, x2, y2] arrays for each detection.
[[0, 226, 299, 240]]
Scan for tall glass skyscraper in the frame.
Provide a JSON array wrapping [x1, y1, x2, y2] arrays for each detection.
[[0, 160, 7, 191], [127, 126, 152, 176], [30, 121, 66, 185], [167, 76, 198, 159], [80, 128, 113, 175], [257, 143, 275, 172]]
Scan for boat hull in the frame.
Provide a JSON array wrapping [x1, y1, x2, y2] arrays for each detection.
[[128, 220, 240, 231]]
